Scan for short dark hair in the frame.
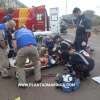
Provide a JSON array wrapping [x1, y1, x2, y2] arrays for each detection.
[[73, 7, 81, 13], [53, 35, 61, 40]]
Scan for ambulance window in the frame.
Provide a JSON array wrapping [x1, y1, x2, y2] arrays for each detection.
[[51, 15, 58, 21], [36, 14, 43, 21]]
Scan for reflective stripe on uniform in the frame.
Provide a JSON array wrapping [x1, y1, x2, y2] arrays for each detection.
[[75, 52, 89, 65], [85, 29, 91, 32]]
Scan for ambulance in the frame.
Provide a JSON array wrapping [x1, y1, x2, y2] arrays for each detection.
[[0, 5, 49, 31]]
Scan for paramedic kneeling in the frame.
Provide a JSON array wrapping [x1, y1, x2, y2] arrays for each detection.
[[69, 50, 94, 80], [15, 27, 41, 87]]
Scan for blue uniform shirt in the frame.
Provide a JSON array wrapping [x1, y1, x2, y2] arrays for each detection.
[[0, 23, 8, 40], [0, 23, 7, 30], [15, 28, 37, 48]]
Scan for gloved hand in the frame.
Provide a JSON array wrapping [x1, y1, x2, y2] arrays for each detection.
[[82, 41, 86, 46]]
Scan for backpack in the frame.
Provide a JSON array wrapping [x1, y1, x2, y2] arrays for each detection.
[[55, 73, 80, 93]]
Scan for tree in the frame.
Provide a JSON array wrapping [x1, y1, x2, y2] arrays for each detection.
[[0, 0, 5, 8], [83, 10, 95, 19], [92, 15, 100, 26]]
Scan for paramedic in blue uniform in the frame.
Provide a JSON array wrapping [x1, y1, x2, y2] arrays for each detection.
[[0, 20, 16, 78], [3, 15, 16, 58], [73, 7, 92, 51], [15, 26, 41, 87]]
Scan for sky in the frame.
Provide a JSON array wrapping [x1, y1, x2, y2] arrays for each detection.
[[19, 0, 100, 16]]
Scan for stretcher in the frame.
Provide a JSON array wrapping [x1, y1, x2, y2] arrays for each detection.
[[9, 58, 48, 71], [8, 54, 58, 71]]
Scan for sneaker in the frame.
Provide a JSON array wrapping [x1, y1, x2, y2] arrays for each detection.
[[1, 68, 12, 79]]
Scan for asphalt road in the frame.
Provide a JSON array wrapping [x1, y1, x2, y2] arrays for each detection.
[[0, 33, 100, 100]]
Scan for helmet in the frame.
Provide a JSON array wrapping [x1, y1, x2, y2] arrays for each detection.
[[3, 15, 12, 22]]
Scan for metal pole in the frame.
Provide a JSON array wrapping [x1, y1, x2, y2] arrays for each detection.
[[16, 0, 17, 8], [66, 0, 67, 14]]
